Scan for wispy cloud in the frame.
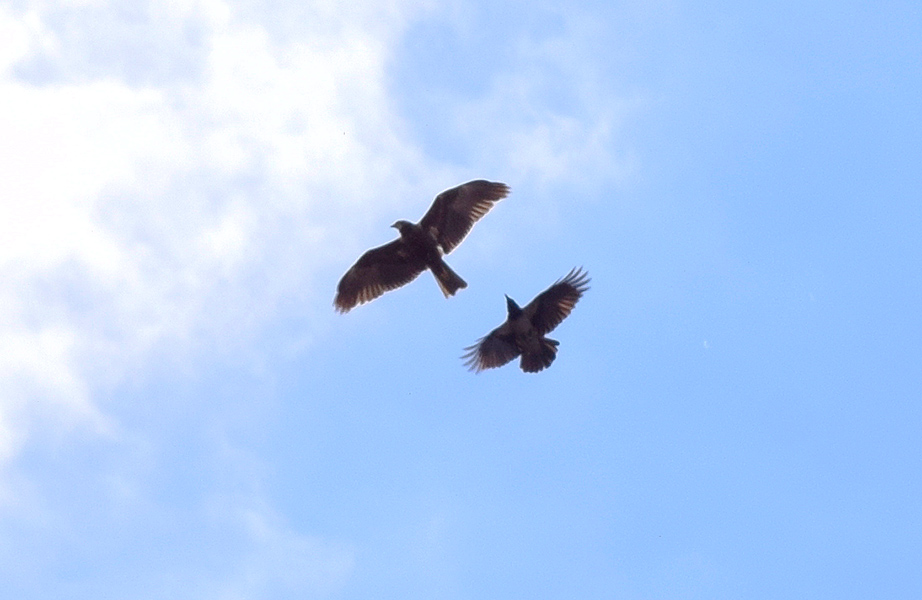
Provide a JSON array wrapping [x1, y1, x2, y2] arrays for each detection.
[[0, 0, 424, 594], [393, 5, 640, 193], [0, 0, 429, 456], [0, 1, 636, 446], [0, 1, 637, 595], [207, 492, 355, 599]]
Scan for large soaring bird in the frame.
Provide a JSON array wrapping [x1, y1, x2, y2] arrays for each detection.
[[334, 180, 509, 313], [462, 268, 590, 373]]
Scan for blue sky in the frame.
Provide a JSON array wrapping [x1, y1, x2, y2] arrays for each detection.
[[1, 0, 920, 598]]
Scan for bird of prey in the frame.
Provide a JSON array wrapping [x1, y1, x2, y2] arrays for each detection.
[[462, 268, 590, 373], [334, 180, 510, 313]]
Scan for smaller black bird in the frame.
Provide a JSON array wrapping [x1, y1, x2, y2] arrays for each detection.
[[462, 268, 590, 373]]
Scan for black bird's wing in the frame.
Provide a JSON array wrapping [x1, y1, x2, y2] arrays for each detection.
[[418, 180, 510, 254], [462, 322, 520, 372], [334, 239, 428, 313], [522, 268, 590, 334]]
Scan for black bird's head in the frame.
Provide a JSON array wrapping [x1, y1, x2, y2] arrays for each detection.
[[505, 294, 523, 319]]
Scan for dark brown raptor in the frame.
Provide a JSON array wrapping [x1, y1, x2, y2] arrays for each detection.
[[334, 180, 509, 313]]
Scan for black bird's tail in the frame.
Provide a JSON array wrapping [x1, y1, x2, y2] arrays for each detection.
[[431, 259, 467, 297], [520, 338, 559, 373]]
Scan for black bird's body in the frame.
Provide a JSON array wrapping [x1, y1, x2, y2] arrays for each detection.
[[334, 180, 509, 313], [463, 268, 590, 373]]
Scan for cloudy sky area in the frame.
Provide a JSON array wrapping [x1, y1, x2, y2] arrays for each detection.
[[1, 0, 921, 598]]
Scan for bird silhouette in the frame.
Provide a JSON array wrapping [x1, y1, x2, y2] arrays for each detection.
[[334, 180, 509, 313], [462, 268, 590, 373]]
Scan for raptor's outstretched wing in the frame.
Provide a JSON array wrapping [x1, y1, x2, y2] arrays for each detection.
[[334, 239, 427, 313], [419, 180, 510, 254]]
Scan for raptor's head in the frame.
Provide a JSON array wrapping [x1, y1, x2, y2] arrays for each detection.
[[391, 220, 414, 236]]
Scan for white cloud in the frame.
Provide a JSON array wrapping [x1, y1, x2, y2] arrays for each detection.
[[457, 20, 640, 191], [0, 0, 425, 593], [0, 0, 635, 478], [0, 1, 636, 594], [192, 434, 356, 599], [0, 0, 431, 458], [0, 1, 636, 441], [214, 504, 355, 599]]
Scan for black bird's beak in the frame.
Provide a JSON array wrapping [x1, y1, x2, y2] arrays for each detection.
[[504, 294, 521, 315]]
